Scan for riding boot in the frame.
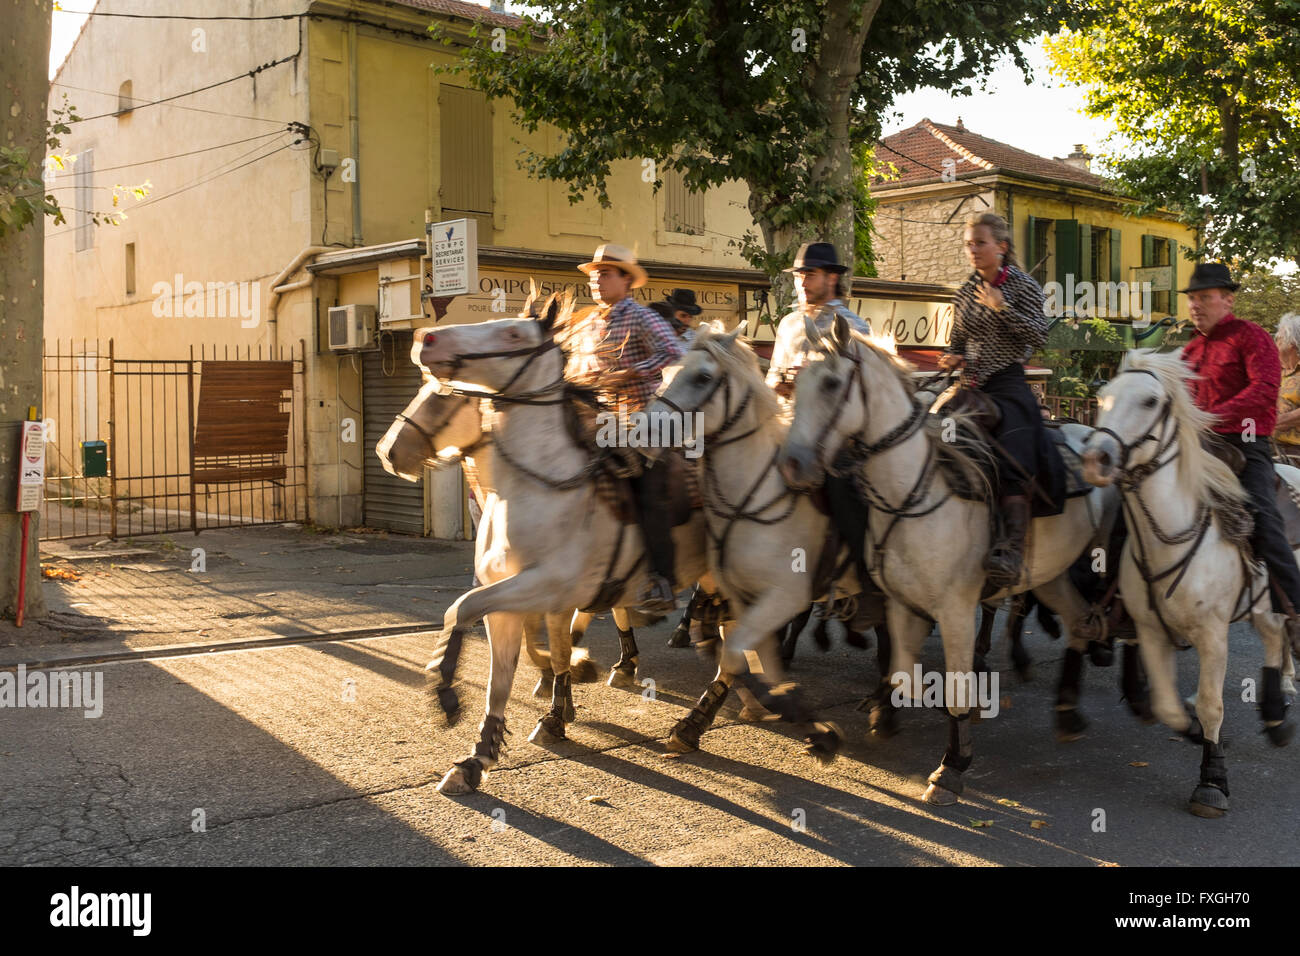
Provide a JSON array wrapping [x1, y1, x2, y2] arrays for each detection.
[[633, 461, 678, 614], [985, 494, 1031, 590]]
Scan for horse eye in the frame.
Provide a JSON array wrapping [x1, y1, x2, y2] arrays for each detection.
[[694, 370, 712, 385], [821, 376, 839, 393], [1143, 396, 1157, 408]]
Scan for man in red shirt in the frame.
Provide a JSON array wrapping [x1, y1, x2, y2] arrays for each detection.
[[1181, 262, 1300, 646]]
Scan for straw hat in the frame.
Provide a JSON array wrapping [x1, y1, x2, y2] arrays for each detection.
[[578, 243, 649, 289]]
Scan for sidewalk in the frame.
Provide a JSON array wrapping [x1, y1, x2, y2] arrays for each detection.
[[0, 524, 476, 667]]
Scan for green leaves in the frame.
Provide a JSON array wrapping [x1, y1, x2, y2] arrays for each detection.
[[1047, 0, 1300, 267]]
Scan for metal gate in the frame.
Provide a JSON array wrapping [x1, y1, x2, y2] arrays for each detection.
[[362, 331, 425, 534], [40, 339, 308, 540]]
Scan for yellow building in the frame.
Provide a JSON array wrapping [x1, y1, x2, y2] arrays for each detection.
[[871, 118, 1200, 340], [44, 0, 772, 537]]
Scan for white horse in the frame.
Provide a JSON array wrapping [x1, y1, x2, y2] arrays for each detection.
[[375, 379, 645, 730], [779, 314, 1120, 804], [413, 294, 713, 794], [1080, 349, 1296, 817], [646, 326, 868, 759]]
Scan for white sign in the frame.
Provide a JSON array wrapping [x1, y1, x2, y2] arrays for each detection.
[[429, 218, 478, 297], [1132, 265, 1172, 292], [17, 421, 45, 512], [852, 298, 955, 348]]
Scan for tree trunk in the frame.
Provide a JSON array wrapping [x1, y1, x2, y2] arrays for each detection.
[[0, 0, 51, 620]]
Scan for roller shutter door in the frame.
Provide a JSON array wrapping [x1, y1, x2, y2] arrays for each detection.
[[362, 332, 426, 534]]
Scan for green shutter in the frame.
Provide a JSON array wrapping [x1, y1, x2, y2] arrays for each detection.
[[1026, 216, 1039, 278], [1109, 228, 1122, 282], [1079, 224, 1093, 282], [1055, 219, 1079, 288], [1141, 234, 1156, 266], [1168, 239, 1178, 317]]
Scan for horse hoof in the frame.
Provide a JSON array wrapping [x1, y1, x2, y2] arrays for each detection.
[[436, 764, 478, 795], [667, 721, 700, 753], [803, 723, 841, 765], [737, 705, 775, 722], [667, 626, 691, 648], [1055, 708, 1087, 742], [607, 664, 638, 690], [922, 783, 959, 806], [1188, 785, 1229, 818], [528, 716, 566, 745], [1265, 719, 1295, 747], [533, 671, 554, 698], [570, 651, 600, 684]]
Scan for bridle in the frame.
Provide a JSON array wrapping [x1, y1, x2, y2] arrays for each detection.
[[655, 349, 799, 572], [394, 393, 488, 466], [423, 326, 568, 406], [1093, 366, 1264, 639], [1090, 368, 1175, 484]]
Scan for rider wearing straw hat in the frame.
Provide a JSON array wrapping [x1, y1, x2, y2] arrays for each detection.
[[576, 243, 686, 614], [1180, 261, 1300, 650]]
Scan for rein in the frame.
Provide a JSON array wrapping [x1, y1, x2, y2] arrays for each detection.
[[1101, 367, 1265, 641]]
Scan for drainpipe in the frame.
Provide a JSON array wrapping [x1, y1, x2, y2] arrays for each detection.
[[348, 22, 363, 247], [266, 245, 333, 351]]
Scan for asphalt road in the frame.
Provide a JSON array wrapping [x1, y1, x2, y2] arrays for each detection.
[[3, 610, 1298, 866]]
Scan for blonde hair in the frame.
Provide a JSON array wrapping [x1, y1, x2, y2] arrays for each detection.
[[964, 212, 1019, 269]]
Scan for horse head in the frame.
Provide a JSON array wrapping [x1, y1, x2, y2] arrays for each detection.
[[780, 329, 866, 490], [376, 378, 483, 481], [647, 326, 759, 452], [414, 291, 567, 394], [1081, 351, 1176, 487]]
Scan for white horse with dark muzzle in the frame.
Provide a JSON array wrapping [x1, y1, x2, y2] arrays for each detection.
[[779, 313, 1118, 805], [1080, 349, 1296, 817], [411, 293, 713, 794]]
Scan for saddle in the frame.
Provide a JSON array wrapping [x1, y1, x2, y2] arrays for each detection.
[[1201, 432, 1247, 475], [562, 387, 700, 526]]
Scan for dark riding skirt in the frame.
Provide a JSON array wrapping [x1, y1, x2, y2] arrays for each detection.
[[979, 363, 1067, 517]]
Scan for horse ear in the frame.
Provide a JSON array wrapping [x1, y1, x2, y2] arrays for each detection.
[[723, 326, 742, 349], [832, 312, 850, 354], [538, 294, 560, 336], [521, 278, 539, 318]]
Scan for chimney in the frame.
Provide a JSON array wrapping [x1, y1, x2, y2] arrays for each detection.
[[1062, 143, 1091, 172], [955, 116, 965, 131], [490, 0, 506, 11]]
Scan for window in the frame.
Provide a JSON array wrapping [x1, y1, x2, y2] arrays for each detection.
[[125, 242, 136, 296], [75, 148, 94, 252], [117, 80, 133, 116], [1142, 235, 1176, 315], [439, 85, 492, 234], [1025, 216, 1051, 284], [663, 166, 704, 235]]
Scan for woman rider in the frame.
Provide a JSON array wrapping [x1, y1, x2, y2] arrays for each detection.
[[938, 212, 1066, 589]]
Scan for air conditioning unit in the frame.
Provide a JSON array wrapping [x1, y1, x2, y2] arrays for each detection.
[[328, 304, 377, 350]]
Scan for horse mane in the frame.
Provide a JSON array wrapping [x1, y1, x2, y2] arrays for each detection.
[[1114, 349, 1249, 511], [845, 334, 996, 501], [691, 326, 782, 424]]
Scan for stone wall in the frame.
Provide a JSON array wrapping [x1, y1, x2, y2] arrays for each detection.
[[870, 192, 997, 284]]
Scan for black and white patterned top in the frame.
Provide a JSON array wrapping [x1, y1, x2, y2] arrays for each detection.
[[946, 264, 1049, 387]]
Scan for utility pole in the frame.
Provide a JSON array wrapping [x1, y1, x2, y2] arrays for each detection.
[[0, 1, 52, 620]]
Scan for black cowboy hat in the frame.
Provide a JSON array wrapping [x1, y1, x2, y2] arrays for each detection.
[[665, 288, 702, 315], [783, 241, 847, 274], [649, 300, 686, 332], [1179, 262, 1240, 293]]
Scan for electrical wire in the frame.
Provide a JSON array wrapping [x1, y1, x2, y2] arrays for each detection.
[[44, 129, 289, 178], [55, 8, 304, 20], [52, 80, 292, 126], [70, 53, 300, 123]]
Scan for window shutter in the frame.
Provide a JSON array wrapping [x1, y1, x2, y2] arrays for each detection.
[[663, 166, 704, 234], [439, 85, 493, 228], [1079, 223, 1093, 282], [1055, 219, 1078, 288], [1141, 234, 1156, 266], [1025, 216, 1038, 272], [1109, 228, 1122, 282], [75, 148, 94, 252]]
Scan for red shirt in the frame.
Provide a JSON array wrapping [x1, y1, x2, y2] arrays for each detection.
[[1181, 315, 1280, 436]]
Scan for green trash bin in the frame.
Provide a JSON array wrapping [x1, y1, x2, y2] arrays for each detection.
[[82, 440, 108, 478]]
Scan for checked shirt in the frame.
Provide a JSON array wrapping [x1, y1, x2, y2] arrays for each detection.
[[580, 296, 685, 411], [947, 264, 1049, 387]]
